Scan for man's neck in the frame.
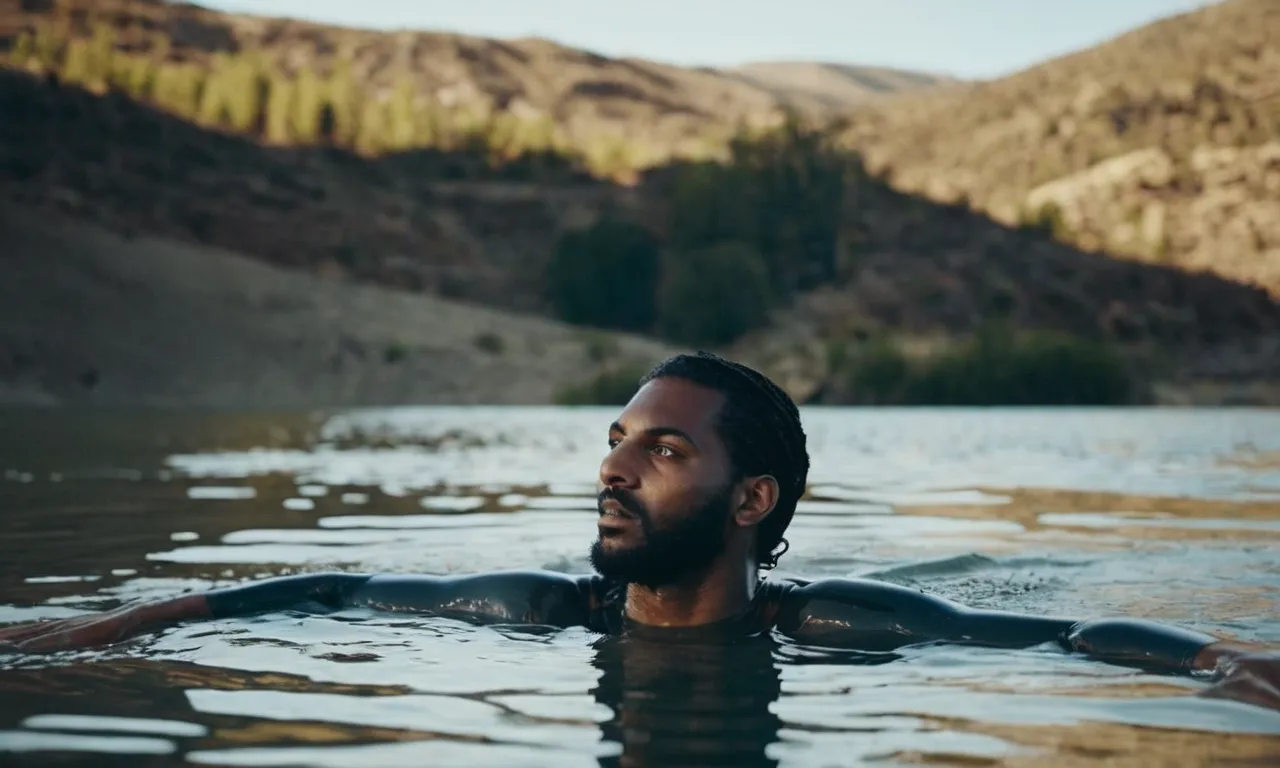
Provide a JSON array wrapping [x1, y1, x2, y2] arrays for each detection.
[[623, 558, 759, 628]]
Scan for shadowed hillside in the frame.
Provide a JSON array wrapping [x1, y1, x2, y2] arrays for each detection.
[[0, 201, 679, 407], [2, 0, 1279, 406], [2, 66, 1278, 406], [840, 0, 1280, 295]]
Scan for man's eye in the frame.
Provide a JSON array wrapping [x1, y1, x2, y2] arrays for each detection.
[[651, 445, 675, 458], [607, 438, 620, 449]]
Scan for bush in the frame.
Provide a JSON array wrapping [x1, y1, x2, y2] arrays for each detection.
[[554, 360, 653, 405], [546, 217, 660, 332], [657, 241, 773, 346], [473, 332, 504, 354], [836, 326, 1140, 405], [666, 115, 849, 304], [844, 337, 911, 404]]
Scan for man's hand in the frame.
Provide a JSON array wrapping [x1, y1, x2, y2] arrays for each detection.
[[0, 595, 209, 653], [1197, 649, 1280, 711]]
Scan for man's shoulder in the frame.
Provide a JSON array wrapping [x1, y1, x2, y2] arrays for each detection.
[[770, 575, 958, 613]]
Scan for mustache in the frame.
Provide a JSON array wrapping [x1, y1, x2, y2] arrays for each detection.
[[597, 488, 647, 520]]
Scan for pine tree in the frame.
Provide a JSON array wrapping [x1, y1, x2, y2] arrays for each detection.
[[386, 77, 418, 151], [153, 62, 204, 119], [197, 53, 230, 127], [355, 96, 389, 155], [86, 22, 115, 93], [9, 32, 34, 68], [264, 72, 296, 145], [226, 53, 266, 134], [124, 55, 156, 100], [60, 38, 92, 86], [33, 21, 65, 71], [327, 55, 359, 147], [291, 67, 327, 143]]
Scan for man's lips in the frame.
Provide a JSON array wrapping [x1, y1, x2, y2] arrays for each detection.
[[598, 498, 636, 520]]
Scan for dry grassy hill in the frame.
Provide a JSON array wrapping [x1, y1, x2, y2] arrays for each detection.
[[723, 61, 956, 110], [840, 0, 1280, 294], [0, 0, 946, 173]]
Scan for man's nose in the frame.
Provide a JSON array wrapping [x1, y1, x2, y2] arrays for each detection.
[[599, 442, 638, 489]]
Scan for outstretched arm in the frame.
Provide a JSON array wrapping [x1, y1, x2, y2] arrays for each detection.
[[776, 577, 1256, 674], [0, 570, 598, 653]]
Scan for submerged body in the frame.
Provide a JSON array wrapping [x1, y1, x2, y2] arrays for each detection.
[[2, 352, 1278, 714], [202, 569, 1214, 673]]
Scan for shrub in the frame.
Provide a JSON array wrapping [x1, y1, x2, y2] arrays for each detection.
[[546, 217, 660, 333], [473, 332, 504, 354], [835, 326, 1140, 405], [666, 115, 849, 302], [657, 240, 772, 346], [554, 360, 653, 405]]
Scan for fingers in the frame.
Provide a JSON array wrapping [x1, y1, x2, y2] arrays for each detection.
[[1198, 673, 1280, 711]]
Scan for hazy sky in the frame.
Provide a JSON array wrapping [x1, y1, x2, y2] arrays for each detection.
[[194, 0, 1216, 80]]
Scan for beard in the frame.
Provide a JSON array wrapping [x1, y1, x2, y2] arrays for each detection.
[[589, 483, 735, 589]]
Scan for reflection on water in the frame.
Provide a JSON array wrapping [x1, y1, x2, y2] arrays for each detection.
[[1, 407, 1279, 766]]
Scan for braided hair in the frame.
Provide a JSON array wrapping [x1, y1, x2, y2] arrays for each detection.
[[639, 351, 810, 570]]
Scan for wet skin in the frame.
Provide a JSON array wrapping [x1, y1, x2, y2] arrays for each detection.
[[3, 378, 1279, 711]]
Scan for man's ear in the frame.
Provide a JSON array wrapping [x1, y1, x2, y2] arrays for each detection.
[[734, 475, 779, 528]]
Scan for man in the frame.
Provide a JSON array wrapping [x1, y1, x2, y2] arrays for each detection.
[[2, 352, 1278, 711]]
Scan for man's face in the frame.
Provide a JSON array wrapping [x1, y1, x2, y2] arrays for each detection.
[[590, 377, 738, 587]]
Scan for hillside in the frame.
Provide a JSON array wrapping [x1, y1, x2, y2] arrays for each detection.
[[840, 0, 1280, 294], [0, 0, 945, 175], [0, 202, 677, 407], [1, 0, 1279, 406], [723, 62, 956, 111]]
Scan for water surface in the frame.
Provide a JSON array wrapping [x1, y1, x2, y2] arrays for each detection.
[[1, 407, 1279, 766]]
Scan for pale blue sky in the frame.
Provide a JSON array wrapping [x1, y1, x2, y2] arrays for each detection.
[[194, 0, 1215, 79]]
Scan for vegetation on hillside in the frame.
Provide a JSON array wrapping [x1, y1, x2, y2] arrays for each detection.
[[546, 117, 849, 346], [2, 14, 622, 178], [2, 0, 1278, 408], [827, 325, 1142, 406]]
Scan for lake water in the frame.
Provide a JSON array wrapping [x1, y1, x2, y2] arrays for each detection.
[[1, 407, 1279, 767]]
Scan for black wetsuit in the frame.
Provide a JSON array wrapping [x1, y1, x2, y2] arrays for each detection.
[[204, 570, 1217, 673]]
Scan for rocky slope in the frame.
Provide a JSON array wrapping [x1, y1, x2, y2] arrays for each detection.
[[840, 0, 1280, 295]]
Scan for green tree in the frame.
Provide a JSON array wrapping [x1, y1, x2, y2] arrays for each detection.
[[666, 115, 849, 302], [327, 55, 359, 146], [657, 241, 773, 346], [116, 54, 156, 100], [59, 37, 91, 86], [668, 161, 756, 251], [197, 53, 231, 127], [729, 114, 848, 292], [33, 21, 65, 71], [385, 78, 418, 151], [9, 32, 34, 68], [86, 22, 115, 91], [355, 96, 389, 155], [291, 67, 327, 143], [546, 217, 661, 333], [264, 72, 296, 145]]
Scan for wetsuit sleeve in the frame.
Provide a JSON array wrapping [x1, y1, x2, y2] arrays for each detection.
[[776, 577, 1218, 673], [204, 570, 598, 629]]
